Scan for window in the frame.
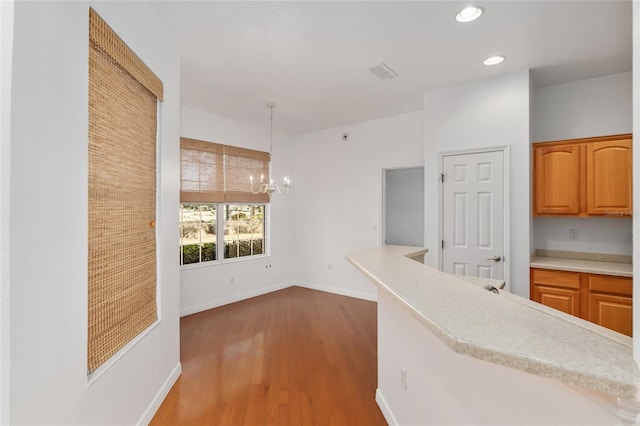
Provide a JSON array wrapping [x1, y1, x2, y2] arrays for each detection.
[[87, 8, 163, 373], [180, 204, 217, 264], [179, 204, 266, 265], [179, 136, 271, 266]]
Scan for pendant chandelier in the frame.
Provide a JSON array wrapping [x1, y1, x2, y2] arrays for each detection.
[[250, 103, 291, 196]]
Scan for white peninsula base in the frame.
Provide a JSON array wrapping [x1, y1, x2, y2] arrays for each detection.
[[377, 290, 625, 425], [346, 245, 639, 425]]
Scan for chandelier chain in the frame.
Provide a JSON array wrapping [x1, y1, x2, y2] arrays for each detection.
[[249, 103, 290, 196]]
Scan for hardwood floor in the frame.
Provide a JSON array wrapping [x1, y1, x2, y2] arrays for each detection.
[[151, 286, 386, 426]]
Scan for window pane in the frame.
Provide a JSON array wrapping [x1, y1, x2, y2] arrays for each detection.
[[224, 204, 240, 258], [223, 204, 265, 259], [180, 204, 198, 264], [249, 204, 263, 256], [200, 204, 216, 261], [180, 204, 216, 264]]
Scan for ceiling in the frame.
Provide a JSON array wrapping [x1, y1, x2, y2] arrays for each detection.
[[150, 1, 632, 134]]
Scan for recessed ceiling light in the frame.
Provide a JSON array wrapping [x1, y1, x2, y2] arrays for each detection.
[[456, 6, 484, 23], [483, 55, 505, 66]]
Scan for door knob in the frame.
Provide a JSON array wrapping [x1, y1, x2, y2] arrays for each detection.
[[487, 255, 502, 262]]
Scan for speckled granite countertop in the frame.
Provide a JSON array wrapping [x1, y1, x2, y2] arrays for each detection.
[[346, 245, 639, 399], [530, 256, 632, 277]]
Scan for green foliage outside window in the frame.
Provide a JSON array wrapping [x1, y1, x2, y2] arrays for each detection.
[[181, 242, 217, 264], [224, 239, 264, 258]]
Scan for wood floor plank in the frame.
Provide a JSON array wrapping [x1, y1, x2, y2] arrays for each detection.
[[151, 286, 386, 426]]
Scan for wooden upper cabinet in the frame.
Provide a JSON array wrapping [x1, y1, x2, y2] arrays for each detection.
[[533, 134, 632, 217], [534, 144, 581, 215], [586, 138, 632, 216]]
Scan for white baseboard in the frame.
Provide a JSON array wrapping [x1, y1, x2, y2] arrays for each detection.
[[138, 362, 182, 426], [376, 388, 398, 426], [180, 281, 294, 317], [295, 282, 378, 302]]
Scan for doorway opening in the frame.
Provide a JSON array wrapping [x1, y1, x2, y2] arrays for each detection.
[[382, 167, 424, 247]]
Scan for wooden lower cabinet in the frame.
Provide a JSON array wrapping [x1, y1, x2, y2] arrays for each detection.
[[530, 268, 632, 336], [586, 274, 633, 336], [588, 293, 632, 336], [532, 286, 581, 317], [530, 269, 581, 317]]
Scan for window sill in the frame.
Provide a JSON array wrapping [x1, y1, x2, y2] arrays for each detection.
[[180, 253, 270, 270], [87, 318, 160, 385]]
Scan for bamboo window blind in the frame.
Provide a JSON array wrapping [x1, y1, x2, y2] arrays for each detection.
[[88, 8, 163, 373], [180, 138, 271, 204]]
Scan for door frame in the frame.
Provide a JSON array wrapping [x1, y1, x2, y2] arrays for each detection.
[[438, 145, 511, 290]]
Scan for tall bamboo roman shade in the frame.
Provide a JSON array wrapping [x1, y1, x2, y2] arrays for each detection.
[[88, 8, 163, 373], [180, 138, 271, 204]]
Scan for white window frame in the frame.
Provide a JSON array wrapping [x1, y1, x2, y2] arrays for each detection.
[[180, 203, 269, 268]]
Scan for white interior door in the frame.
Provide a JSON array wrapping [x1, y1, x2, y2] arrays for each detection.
[[442, 150, 504, 280]]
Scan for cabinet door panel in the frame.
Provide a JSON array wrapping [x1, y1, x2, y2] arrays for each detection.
[[532, 286, 580, 317], [588, 293, 632, 336], [586, 139, 632, 216], [534, 144, 580, 215]]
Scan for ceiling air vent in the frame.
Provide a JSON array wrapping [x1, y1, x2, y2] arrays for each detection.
[[368, 63, 398, 80]]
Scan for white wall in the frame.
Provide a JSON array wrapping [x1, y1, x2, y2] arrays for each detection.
[[8, 2, 181, 424], [179, 106, 295, 316], [293, 112, 424, 301], [0, 1, 14, 422], [377, 290, 623, 425], [424, 71, 532, 297], [533, 72, 632, 143], [534, 217, 632, 255], [533, 72, 633, 256]]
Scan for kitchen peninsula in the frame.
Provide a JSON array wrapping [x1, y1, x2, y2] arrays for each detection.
[[347, 245, 639, 425]]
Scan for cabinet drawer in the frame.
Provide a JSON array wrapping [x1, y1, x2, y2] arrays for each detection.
[[531, 269, 580, 289], [588, 275, 632, 296]]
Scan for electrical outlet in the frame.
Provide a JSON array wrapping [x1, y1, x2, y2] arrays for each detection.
[[328, 263, 332, 271], [230, 276, 234, 284], [569, 229, 579, 241], [400, 367, 407, 390]]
